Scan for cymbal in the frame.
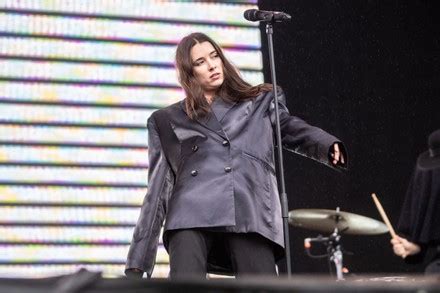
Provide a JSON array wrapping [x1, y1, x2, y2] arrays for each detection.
[[288, 209, 389, 235]]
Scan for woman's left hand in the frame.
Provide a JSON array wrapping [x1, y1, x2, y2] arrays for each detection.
[[331, 143, 345, 166]]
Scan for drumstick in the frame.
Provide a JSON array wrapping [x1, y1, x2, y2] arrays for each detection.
[[371, 193, 397, 238]]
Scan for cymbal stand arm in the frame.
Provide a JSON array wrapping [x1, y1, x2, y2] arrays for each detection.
[[327, 229, 345, 281]]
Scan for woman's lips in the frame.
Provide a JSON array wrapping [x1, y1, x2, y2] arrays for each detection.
[[210, 73, 220, 80]]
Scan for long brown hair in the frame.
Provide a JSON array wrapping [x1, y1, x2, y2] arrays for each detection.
[[175, 32, 272, 119]]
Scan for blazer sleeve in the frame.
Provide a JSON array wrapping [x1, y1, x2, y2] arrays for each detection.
[[125, 115, 174, 278], [269, 89, 348, 170]]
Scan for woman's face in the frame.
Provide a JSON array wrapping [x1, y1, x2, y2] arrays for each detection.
[[190, 41, 224, 99]]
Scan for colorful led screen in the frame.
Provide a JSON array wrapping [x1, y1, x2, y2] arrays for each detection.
[[0, 0, 262, 278]]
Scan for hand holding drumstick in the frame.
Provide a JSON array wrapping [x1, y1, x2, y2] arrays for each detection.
[[371, 193, 421, 258], [390, 235, 421, 258]]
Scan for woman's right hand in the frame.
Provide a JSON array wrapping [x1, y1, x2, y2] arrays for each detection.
[[125, 268, 144, 279], [391, 235, 421, 258]]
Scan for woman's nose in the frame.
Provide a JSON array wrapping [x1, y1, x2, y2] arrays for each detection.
[[207, 60, 216, 70]]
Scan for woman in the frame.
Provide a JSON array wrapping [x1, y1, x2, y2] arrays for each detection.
[[125, 32, 347, 278]]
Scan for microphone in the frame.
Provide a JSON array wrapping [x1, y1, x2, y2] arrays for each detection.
[[243, 9, 291, 22]]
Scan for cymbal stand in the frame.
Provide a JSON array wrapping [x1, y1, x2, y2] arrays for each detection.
[[304, 208, 346, 281], [328, 228, 344, 281]]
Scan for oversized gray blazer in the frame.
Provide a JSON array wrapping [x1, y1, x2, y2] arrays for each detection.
[[125, 89, 345, 277]]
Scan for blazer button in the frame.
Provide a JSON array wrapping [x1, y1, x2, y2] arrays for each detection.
[[191, 170, 198, 176], [222, 140, 230, 146], [192, 145, 199, 152], [224, 166, 232, 173]]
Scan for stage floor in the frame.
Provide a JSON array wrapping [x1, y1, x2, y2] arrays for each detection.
[[0, 272, 439, 292]]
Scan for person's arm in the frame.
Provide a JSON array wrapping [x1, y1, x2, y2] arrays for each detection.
[[125, 116, 174, 279], [391, 235, 421, 258], [269, 89, 348, 169]]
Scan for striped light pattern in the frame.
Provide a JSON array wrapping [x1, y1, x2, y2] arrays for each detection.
[[0, 104, 156, 124], [0, 0, 257, 25], [0, 145, 148, 166], [0, 0, 262, 278], [0, 187, 145, 205], [0, 82, 183, 107], [0, 125, 148, 146], [0, 13, 261, 47], [0, 38, 263, 69], [0, 59, 262, 86], [0, 227, 136, 242]]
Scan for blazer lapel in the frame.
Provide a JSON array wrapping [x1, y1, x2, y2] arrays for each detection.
[[211, 97, 238, 123], [179, 100, 227, 140]]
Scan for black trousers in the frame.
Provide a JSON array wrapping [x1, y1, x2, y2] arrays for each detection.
[[167, 229, 277, 278]]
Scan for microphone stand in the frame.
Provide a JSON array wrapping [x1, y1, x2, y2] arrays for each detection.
[[266, 21, 292, 277]]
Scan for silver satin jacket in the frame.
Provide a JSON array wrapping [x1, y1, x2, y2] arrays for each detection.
[[125, 90, 345, 277]]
